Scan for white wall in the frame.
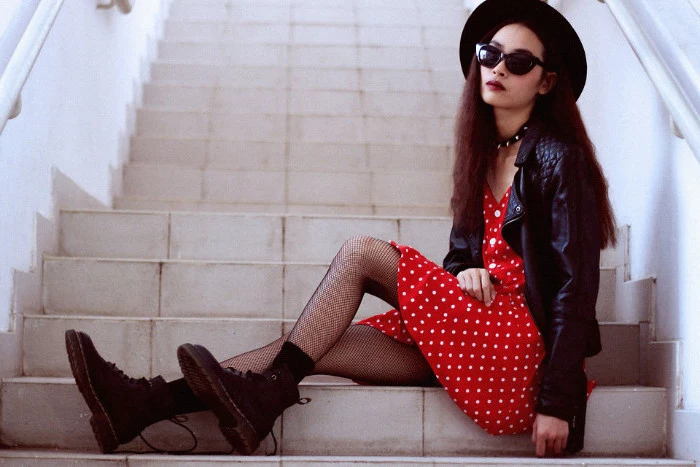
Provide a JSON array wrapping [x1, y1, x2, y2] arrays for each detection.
[[0, 1, 22, 38], [0, 0, 170, 332], [564, 0, 700, 459]]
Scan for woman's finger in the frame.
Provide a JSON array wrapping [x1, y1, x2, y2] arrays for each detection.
[[469, 270, 485, 301], [535, 431, 546, 457], [479, 270, 493, 305], [552, 434, 565, 455], [457, 271, 467, 292]]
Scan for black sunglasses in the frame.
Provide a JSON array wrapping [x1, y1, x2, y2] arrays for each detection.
[[475, 43, 546, 76]]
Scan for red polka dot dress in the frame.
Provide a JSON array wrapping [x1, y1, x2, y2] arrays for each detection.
[[358, 185, 546, 435]]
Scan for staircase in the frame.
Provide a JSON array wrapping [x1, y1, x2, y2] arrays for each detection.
[[0, 0, 691, 465]]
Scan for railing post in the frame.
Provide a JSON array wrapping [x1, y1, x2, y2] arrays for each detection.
[[0, 0, 65, 135], [96, 0, 134, 14]]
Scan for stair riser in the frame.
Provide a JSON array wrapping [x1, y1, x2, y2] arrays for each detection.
[[0, 382, 665, 457], [162, 21, 458, 49], [41, 258, 616, 320], [165, 5, 467, 28], [142, 86, 460, 118], [23, 317, 285, 379], [163, 22, 457, 48], [149, 63, 463, 93], [59, 214, 451, 263], [135, 111, 454, 145], [130, 138, 453, 172], [58, 211, 624, 267], [121, 166, 452, 206], [113, 199, 451, 216], [59, 211, 625, 271], [22, 317, 637, 384], [156, 43, 459, 73], [42, 260, 390, 320]]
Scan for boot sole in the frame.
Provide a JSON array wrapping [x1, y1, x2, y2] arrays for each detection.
[[64, 330, 118, 454], [177, 344, 260, 455]]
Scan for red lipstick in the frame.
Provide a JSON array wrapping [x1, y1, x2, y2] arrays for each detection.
[[486, 80, 505, 90]]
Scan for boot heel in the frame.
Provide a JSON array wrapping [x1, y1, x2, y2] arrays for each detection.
[[220, 423, 258, 455], [89, 411, 118, 453]]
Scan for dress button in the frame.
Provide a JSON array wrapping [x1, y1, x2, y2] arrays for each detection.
[[515, 206, 521, 212]]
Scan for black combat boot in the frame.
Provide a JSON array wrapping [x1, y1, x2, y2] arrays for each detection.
[[177, 342, 313, 455], [65, 330, 205, 453]]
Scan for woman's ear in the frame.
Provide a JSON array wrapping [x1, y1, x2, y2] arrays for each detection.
[[538, 72, 558, 95]]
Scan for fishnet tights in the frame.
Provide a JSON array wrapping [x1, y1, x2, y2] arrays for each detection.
[[219, 236, 434, 385]]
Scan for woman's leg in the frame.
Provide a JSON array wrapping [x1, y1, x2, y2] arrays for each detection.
[[177, 235, 409, 454], [219, 326, 434, 386], [219, 235, 403, 373], [218, 336, 285, 373], [312, 324, 434, 385], [285, 235, 402, 363]]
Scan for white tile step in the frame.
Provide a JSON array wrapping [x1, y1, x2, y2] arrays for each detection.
[[161, 21, 458, 48], [141, 84, 460, 117], [40, 256, 616, 320], [113, 197, 451, 217], [0, 451, 693, 467], [147, 62, 464, 93], [58, 211, 624, 268], [129, 137, 453, 172], [59, 211, 452, 262], [21, 315, 639, 385], [163, 5, 467, 29], [135, 109, 454, 145], [120, 165, 452, 207], [0, 379, 667, 457]]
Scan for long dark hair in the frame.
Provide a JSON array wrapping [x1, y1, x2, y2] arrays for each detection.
[[450, 21, 617, 248]]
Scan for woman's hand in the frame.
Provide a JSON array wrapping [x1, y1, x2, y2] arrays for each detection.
[[456, 268, 496, 305], [531, 413, 569, 457]]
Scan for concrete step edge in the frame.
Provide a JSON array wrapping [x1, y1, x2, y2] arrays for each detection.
[[42, 256, 618, 271], [124, 163, 452, 175], [0, 450, 692, 466], [113, 196, 449, 208], [143, 82, 460, 95], [0, 379, 669, 455], [60, 208, 451, 221], [130, 134, 453, 145], [21, 313, 630, 326]]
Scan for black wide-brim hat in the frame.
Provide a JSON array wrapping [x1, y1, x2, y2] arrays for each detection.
[[459, 0, 587, 100]]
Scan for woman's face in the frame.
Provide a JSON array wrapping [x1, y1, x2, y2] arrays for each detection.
[[479, 23, 556, 113]]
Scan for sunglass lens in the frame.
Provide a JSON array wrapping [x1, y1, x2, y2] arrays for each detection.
[[505, 54, 535, 75], [478, 45, 501, 67]]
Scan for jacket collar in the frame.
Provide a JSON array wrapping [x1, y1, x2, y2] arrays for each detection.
[[514, 116, 545, 167]]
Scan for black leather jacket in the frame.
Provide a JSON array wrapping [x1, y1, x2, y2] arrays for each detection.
[[442, 118, 602, 453]]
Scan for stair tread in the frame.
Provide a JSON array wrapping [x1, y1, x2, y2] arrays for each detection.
[[0, 379, 668, 457], [0, 449, 693, 466]]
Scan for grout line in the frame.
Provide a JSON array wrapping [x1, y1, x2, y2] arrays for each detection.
[[166, 212, 172, 259]]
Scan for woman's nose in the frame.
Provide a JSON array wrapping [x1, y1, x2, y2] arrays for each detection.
[[492, 60, 507, 76]]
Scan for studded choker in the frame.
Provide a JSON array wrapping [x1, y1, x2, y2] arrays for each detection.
[[496, 124, 528, 150]]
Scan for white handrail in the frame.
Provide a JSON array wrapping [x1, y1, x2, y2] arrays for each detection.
[[602, 0, 700, 164], [0, 0, 65, 135]]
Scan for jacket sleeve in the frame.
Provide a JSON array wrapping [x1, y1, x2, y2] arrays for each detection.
[[442, 224, 481, 276], [535, 147, 601, 422]]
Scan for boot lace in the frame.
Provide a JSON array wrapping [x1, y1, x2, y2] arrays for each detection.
[[266, 398, 311, 456], [117, 416, 235, 456]]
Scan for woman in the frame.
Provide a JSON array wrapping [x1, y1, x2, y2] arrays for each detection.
[[65, 0, 615, 458]]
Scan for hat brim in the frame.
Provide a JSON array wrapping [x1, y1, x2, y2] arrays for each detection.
[[459, 0, 586, 100]]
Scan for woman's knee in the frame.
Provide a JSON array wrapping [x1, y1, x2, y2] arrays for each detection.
[[338, 236, 388, 263]]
